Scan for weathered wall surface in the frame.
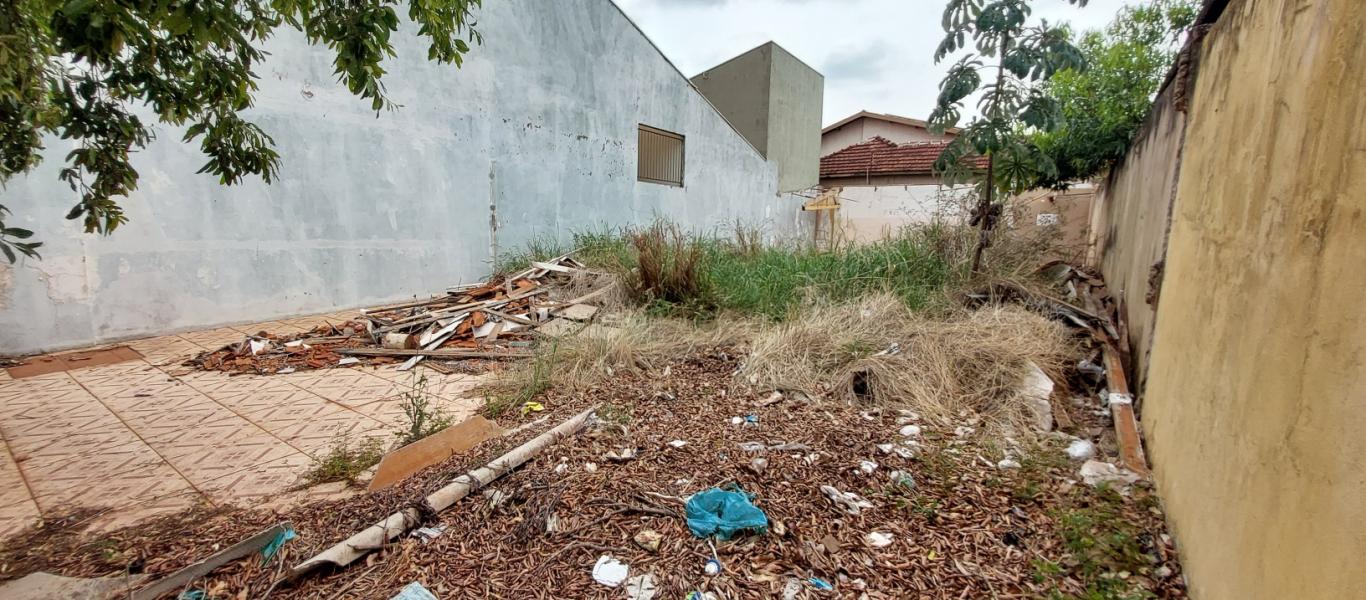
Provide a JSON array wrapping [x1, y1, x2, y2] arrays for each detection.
[[766, 45, 823, 192], [1086, 75, 1187, 391], [690, 45, 772, 157], [1010, 186, 1094, 263], [692, 42, 822, 192], [0, 0, 799, 354], [1142, 0, 1366, 598], [828, 184, 970, 244]]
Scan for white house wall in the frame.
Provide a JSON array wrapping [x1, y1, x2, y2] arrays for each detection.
[[832, 184, 971, 244], [0, 0, 799, 354]]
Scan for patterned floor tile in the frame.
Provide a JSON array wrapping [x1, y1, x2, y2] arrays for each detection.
[[177, 328, 246, 351], [126, 336, 208, 366], [23, 440, 187, 508], [6, 430, 143, 468], [0, 397, 124, 445], [197, 452, 314, 503], [282, 411, 391, 457], [166, 433, 301, 485], [0, 442, 35, 508], [0, 497, 42, 538], [295, 370, 400, 407]]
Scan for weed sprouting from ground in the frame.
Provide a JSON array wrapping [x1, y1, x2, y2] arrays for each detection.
[[483, 342, 558, 418], [393, 374, 454, 447], [303, 436, 385, 485]]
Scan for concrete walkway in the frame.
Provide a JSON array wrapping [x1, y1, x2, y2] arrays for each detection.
[[0, 312, 484, 538]]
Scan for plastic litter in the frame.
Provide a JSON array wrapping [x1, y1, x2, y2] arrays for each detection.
[[898, 424, 922, 438], [748, 457, 769, 475], [260, 526, 296, 561], [737, 441, 767, 452], [808, 577, 835, 591], [876, 443, 894, 454], [820, 485, 874, 514], [1066, 439, 1097, 461], [626, 574, 658, 600], [997, 458, 1022, 470], [888, 470, 916, 489], [177, 591, 205, 600], [857, 460, 878, 475], [584, 462, 598, 473], [520, 401, 545, 415], [411, 525, 446, 542], [668, 440, 688, 449], [703, 558, 722, 576], [336, 356, 360, 366], [592, 555, 630, 587], [606, 448, 638, 462], [391, 582, 438, 600], [782, 577, 803, 600], [685, 487, 769, 540], [864, 531, 894, 548], [1079, 459, 1140, 488]]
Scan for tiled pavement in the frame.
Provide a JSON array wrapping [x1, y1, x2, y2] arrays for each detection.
[[0, 311, 486, 538]]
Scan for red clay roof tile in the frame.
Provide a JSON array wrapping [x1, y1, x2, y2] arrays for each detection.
[[819, 136, 985, 179]]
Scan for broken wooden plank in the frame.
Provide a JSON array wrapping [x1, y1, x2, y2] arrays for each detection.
[[1101, 341, 1149, 476], [565, 281, 617, 306], [531, 260, 576, 273], [483, 308, 536, 326], [287, 408, 598, 580], [556, 303, 599, 322], [337, 348, 532, 359], [368, 416, 507, 491], [132, 522, 292, 600]]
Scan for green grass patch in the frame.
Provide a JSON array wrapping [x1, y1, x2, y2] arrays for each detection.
[[303, 436, 385, 485], [498, 221, 969, 321]]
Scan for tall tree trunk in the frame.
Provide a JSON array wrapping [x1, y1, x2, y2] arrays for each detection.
[[970, 154, 994, 274], [970, 34, 1011, 276]]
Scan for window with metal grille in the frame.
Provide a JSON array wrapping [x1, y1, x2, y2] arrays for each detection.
[[637, 124, 684, 186]]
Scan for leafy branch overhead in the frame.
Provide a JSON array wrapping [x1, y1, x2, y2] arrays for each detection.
[[0, 0, 485, 262], [926, 0, 1086, 273], [1032, 0, 1197, 188]]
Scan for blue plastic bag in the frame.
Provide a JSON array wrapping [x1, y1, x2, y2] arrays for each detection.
[[685, 487, 768, 540]]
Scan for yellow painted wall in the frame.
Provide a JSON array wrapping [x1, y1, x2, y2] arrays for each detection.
[[1087, 80, 1186, 391], [1143, 0, 1366, 598]]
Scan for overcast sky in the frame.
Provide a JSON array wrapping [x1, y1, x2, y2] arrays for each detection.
[[614, 0, 1131, 126]]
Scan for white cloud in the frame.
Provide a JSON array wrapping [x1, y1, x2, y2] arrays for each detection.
[[614, 0, 1131, 125]]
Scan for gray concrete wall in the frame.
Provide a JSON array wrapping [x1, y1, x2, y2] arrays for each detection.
[[0, 0, 801, 355], [690, 46, 772, 159], [692, 42, 822, 193], [767, 45, 823, 192]]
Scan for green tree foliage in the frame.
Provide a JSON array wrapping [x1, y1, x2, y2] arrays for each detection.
[[1032, 0, 1197, 188], [0, 0, 483, 262], [927, 0, 1087, 273]]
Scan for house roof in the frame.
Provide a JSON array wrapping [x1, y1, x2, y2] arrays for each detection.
[[821, 110, 960, 135], [819, 136, 985, 179]]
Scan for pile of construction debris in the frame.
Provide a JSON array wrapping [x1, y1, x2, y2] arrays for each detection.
[[186, 256, 610, 375]]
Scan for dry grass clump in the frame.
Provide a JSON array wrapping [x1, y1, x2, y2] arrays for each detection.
[[481, 309, 754, 415], [741, 293, 1076, 431]]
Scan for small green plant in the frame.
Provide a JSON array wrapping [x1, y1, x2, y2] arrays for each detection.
[[598, 403, 633, 426], [484, 342, 556, 419], [393, 374, 454, 447], [910, 495, 942, 524], [303, 436, 385, 485]]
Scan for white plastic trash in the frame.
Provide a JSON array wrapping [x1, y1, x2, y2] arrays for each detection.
[[864, 532, 894, 548], [1066, 439, 1097, 461], [592, 555, 630, 587]]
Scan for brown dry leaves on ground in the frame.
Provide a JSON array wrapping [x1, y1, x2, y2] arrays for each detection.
[[1, 345, 1184, 600]]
